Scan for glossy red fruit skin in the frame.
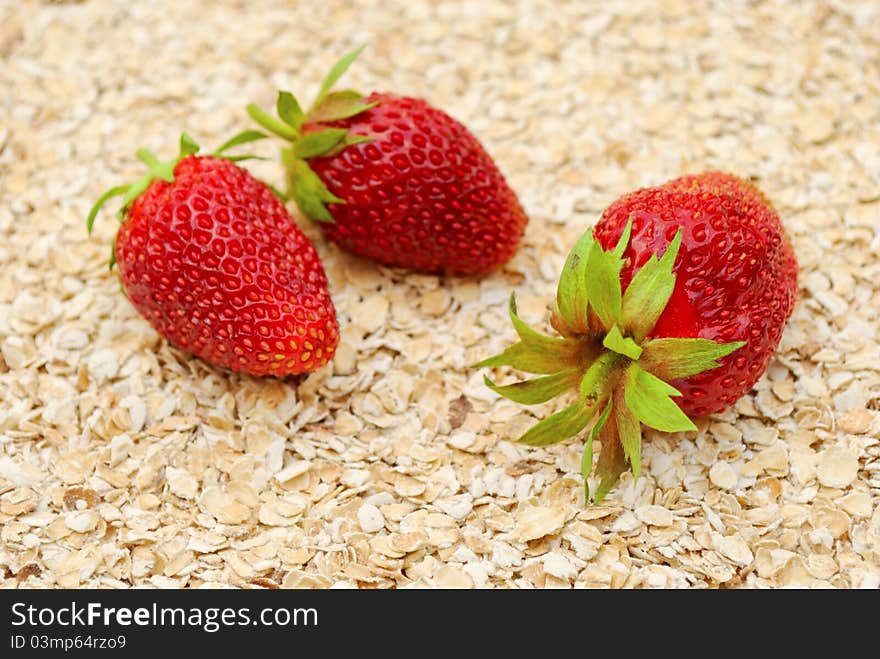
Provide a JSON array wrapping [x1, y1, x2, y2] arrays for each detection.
[[593, 172, 798, 417], [115, 156, 339, 377], [306, 93, 528, 275]]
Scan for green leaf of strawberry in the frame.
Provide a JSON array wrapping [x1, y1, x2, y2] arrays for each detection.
[[518, 402, 596, 447], [581, 398, 612, 501], [245, 47, 375, 225], [555, 230, 595, 335], [623, 363, 696, 433], [214, 130, 269, 156], [313, 45, 366, 109], [476, 214, 746, 504], [482, 370, 581, 405], [309, 90, 379, 124], [277, 92, 305, 130], [602, 325, 642, 360], [583, 235, 625, 330], [473, 294, 587, 374], [578, 351, 617, 402], [614, 382, 641, 480], [639, 337, 746, 380], [295, 128, 349, 159], [285, 151, 344, 224], [593, 410, 626, 503], [620, 229, 681, 341], [246, 104, 294, 140]]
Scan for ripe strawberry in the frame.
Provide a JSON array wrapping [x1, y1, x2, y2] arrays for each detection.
[[477, 172, 798, 502], [246, 47, 528, 275], [88, 133, 339, 377]]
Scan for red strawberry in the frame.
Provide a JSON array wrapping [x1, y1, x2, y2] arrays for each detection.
[[477, 172, 798, 502], [593, 172, 798, 416], [246, 47, 528, 275], [88, 133, 339, 377]]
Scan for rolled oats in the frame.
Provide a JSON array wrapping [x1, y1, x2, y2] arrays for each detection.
[[3, 0, 878, 591]]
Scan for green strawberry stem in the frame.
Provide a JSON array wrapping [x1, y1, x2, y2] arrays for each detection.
[[87, 131, 269, 268], [475, 217, 745, 504], [244, 46, 377, 224]]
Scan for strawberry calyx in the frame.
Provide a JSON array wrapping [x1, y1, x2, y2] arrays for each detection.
[[475, 217, 746, 503], [86, 131, 268, 268], [245, 46, 377, 224]]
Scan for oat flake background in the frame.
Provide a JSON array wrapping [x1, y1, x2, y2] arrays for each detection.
[[1, 0, 879, 589]]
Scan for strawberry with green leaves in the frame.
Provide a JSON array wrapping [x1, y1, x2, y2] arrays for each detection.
[[88, 133, 339, 377], [246, 47, 528, 275], [477, 172, 798, 502]]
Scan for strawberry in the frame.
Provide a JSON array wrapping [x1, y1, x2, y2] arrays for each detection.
[[246, 47, 528, 275], [87, 133, 339, 377], [476, 172, 798, 502]]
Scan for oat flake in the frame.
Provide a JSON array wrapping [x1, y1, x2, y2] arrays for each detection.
[[2, 0, 877, 591]]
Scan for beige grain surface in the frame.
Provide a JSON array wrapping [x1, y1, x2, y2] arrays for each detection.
[[1, 0, 879, 588]]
